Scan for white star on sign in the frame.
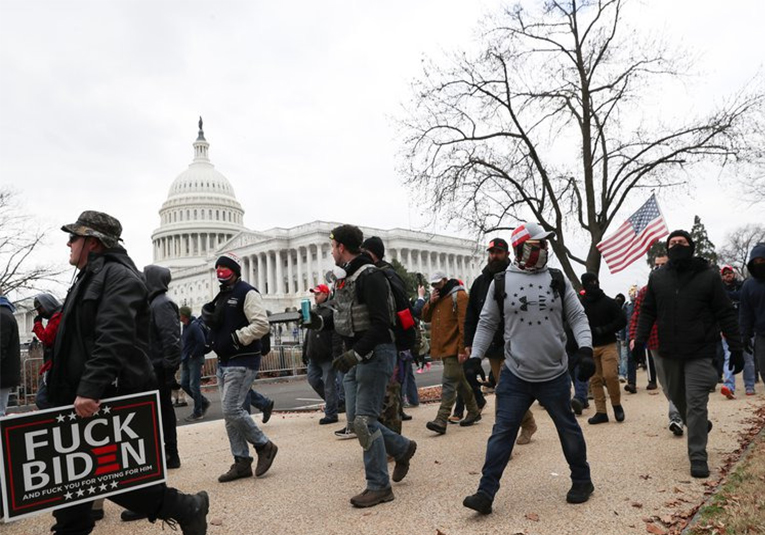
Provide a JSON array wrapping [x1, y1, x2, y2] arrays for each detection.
[[99, 483, 107, 491], [56, 414, 66, 423], [76, 489, 85, 497], [88, 486, 96, 494], [101, 406, 111, 414], [68, 412, 77, 421], [64, 492, 73, 500], [110, 481, 119, 489]]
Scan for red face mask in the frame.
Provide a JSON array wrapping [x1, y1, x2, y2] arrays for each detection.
[[216, 267, 235, 282]]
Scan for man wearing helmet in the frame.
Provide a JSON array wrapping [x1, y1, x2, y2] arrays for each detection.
[[462, 222, 596, 515]]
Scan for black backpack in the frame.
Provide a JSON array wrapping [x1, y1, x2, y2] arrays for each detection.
[[493, 267, 567, 321], [378, 267, 417, 351]]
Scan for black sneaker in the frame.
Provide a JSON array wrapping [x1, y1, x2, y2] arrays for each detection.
[[262, 399, 274, 424], [166, 453, 181, 470], [566, 481, 595, 503], [669, 420, 684, 436], [200, 398, 211, 417], [400, 412, 413, 421], [184, 413, 204, 422], [463, 492, 493, 515], [691, 460, 709, 478], [459, 413, 482, 427], [624, 384, 637, 394], [319, 415, 338, 425], [571, 398, 583, 415], [587, 412, 609, 425], [121, 510, 147, 522], [613, 405, 625, 422], [334, 426, 357, 440]]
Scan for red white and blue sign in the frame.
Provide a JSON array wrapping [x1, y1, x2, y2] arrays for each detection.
[[0, 391, 166, 521]]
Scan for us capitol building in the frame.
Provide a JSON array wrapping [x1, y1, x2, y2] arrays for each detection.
[[152, 120, 483, 314]]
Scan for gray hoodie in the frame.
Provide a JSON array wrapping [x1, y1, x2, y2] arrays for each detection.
[[471, 263, 592, 382]]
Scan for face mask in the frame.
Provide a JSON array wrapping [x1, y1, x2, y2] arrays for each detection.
[[517, 242, 548, 271], [332, 265, 347, 281], [216, 267, 235, 284], [750, 263, 765, 280], [668, 245, 693, 263]]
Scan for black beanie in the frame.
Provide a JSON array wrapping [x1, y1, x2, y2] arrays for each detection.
[[362, 236, 385, 260], [667, 230, 695, 254], [581, 272, 599, 287], [215, 253, 241, 277]]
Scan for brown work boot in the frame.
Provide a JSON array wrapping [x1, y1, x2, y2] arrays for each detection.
[[255, 441, 278, 477], [516, 410, 537, 445], [218, 456, 253, 482], [350, 487, 395, 508], [392, 440, 417, 483]]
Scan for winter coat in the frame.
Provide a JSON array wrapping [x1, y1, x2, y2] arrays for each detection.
[[144, 265, 181, 370], [464, 265, 505, 359], [740, 243, 765, 337], [303, 303, 335, 363], [48, 248, 156, 405], [635, 256, 742, 360], [181, 316, 208, 362], [1, 303, 21, 389], [581, 289, 627, 347], [421, 280, 468, 359]]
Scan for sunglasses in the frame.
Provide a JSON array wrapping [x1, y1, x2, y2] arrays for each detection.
[[68, 233, 84, 244]]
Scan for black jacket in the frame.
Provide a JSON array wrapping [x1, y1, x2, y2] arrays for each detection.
[[0, 304, 20, 389], [48, 248, 156, 405], [464, 265, 505, 358], [144, 265, 182, 370], [635, 257, 742, 360], [303, 302, 334, 362], [581, 289, 627, 347]]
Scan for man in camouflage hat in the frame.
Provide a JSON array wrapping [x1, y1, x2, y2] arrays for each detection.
[[47, 210, 209, 535]]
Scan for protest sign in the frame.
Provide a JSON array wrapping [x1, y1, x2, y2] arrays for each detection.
[[0, 391, 166, 521]]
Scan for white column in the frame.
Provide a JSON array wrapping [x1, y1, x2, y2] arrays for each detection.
[[296, 247, 304, 294], [287, 249, 295, 294], [275, 250, 284, 295], [266, 251, 274, 295], [249, 255, 256, 284], [306, 245, 314, 289], [257, 254, 265, 292], [426, 251, 432, 278]]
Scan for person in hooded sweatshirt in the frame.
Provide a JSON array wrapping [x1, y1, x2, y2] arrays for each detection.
[[635, 230, 743, 479], [462, 222, 595, 515], [740, 243, 765, 385], [0, 294, 20, 417], [31, 293, 63, 409]]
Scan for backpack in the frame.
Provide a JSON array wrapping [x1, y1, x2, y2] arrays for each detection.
[[377, 267, 417, 351], [493, 267, 567, 321]]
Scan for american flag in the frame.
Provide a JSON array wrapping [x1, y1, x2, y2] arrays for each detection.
[[597, 195, 669, 274]]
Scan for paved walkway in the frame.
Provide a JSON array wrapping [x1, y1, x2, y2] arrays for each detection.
[[4, 374, 764, 535]]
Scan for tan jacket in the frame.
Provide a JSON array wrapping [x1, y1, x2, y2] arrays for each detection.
[[422, 288, 468, 359]]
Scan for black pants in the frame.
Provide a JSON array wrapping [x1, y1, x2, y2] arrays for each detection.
[[52, 483, 170, 534], [155, 367, 178, 457]]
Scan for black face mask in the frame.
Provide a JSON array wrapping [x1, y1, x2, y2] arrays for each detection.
[[668, 245, 693, 263], [750, 263, 765, 280]]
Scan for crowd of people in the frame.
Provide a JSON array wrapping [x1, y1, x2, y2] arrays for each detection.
[[1, 209, 764, 534]]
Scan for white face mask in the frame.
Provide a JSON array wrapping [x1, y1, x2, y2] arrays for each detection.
[[332, 265, 347, 281], [516, 242, 549, 272]]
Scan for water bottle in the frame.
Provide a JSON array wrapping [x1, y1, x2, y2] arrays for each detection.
[[301, 298, 312, 324]]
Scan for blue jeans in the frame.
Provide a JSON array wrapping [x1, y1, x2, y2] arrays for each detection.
[[344, 343, 411, 491], [217, 365, 269, 459], [722, 337, 755, 393], [307, 359, 339, 418], [617, 342, 628, 377], [478, 370, 590, 500], [572, 368, 589, 405], [0, 387, 11, 417], [400, 352, 419, 406], [181, 355, 208, 416]]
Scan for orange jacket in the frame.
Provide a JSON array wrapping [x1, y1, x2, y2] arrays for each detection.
[[422, 287, 468, 359]]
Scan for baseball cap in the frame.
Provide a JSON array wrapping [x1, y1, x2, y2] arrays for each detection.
[[310, 284, 330, 294], [720, 265, 734, 274], [429, 271, 447, 284], [487, 237, 509, 252]]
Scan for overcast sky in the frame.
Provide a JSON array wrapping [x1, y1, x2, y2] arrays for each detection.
[[1, 0, 763, 300]]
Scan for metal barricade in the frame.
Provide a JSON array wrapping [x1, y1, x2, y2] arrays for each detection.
[[199, 344, 307, 387]]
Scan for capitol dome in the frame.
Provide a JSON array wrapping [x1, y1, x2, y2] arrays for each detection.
[[151, 118, 246, 268]]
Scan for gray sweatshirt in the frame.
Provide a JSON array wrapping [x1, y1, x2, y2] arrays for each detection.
[[471, 263, 592, 382]]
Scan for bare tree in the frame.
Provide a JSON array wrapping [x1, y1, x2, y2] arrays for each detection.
[[0, 188, 66, 297], [400, 0, 764, 282], [718, 223, 765, 276]]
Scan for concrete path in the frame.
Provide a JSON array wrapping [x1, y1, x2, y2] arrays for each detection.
[[4, 373, 764, 535]]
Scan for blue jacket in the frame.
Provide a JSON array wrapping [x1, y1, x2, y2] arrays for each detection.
[[182, 316, 208, 361], [740, 243, 765, 337]]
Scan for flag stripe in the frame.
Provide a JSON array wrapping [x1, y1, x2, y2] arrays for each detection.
[[606, 219, 669, 270]]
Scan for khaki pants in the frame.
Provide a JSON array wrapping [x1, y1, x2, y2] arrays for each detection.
[[489, 357, 536, 431], [435, 356, 479, 424], [591, 343, 621, 413]]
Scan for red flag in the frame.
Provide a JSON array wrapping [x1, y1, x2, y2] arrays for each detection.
[[597, 195, 669, 274]]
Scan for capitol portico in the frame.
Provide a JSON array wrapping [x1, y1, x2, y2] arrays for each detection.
[[153, 120, 483, 313]]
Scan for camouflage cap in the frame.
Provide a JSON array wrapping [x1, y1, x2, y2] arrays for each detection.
[[61, 210, 123, 248]]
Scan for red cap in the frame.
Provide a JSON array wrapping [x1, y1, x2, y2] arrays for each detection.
[[310, 284, 330, 295], [720, 265, 734, 274]]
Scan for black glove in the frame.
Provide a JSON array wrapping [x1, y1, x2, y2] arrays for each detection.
[[576, 347, 596, 381], [33, 315, 43, 324], [592, 326, 607, 336], [743, 336, 754, 355], [300, 310, 323, 330], [728, 350, 744, 375], [332, 349, 361, 373]]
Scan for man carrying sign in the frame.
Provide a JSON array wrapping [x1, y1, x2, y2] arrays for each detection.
[[46, 210, 209, 534]]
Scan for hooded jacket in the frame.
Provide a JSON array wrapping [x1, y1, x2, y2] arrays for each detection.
[[48, 248, 156, 405], [144, 265, 181, 370], [635, 256, 742, 360], [1, 299, 21, 389], [471, 263, 592, 382], [32, 293, 63, 351], [740, 243, 765, 337], [464, 263, 508, 359], [580, 288, 627, 347], [422, 279, 468, 359]]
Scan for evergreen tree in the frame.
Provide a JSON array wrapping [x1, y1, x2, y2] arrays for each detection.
[[690, 215, 718, 265], [645, 240, 667, 267], [389, 258, 421, 299]]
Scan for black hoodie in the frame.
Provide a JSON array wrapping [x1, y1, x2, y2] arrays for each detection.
[[144, 265, 182, 369]]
